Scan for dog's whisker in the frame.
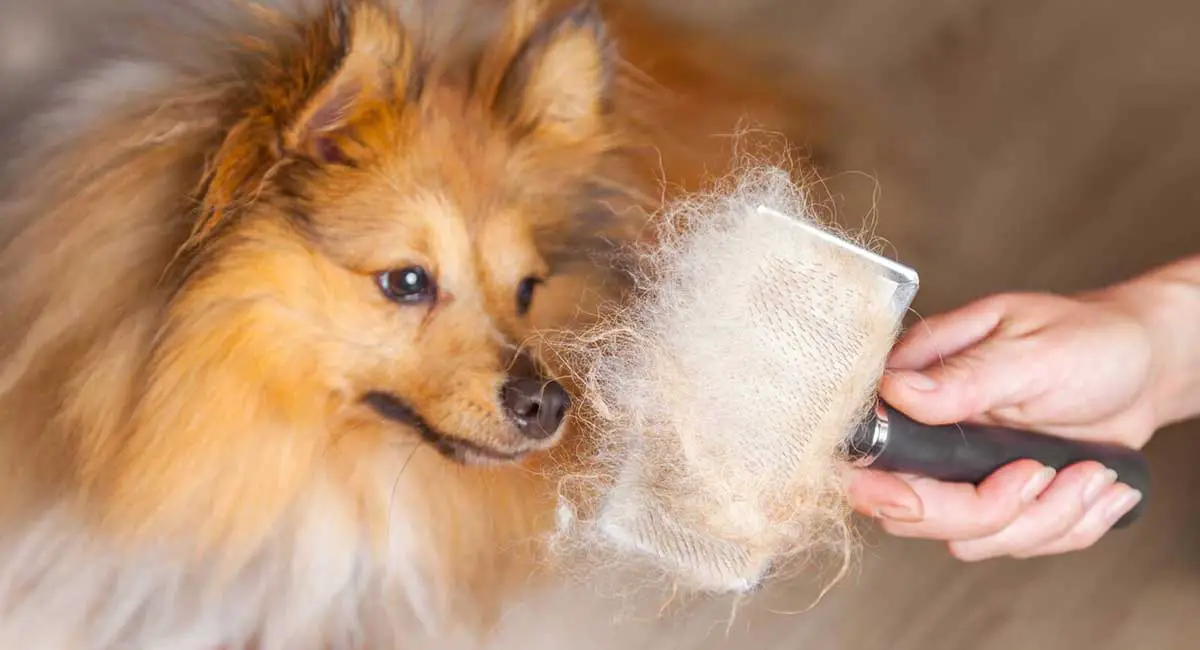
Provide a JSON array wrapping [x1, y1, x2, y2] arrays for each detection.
[[387, 441, 426, 549]]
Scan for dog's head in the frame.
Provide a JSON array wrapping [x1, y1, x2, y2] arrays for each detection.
[[185, 0, 625, 462], [66, 0, 643, 545]]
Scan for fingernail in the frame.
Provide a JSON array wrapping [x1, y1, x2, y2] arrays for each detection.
[[1082, 469, 1118, 507], [1020, 467, 1057, 503], [1105, 488, 1143, 520], [895, 370, 938, 391], [875, 501, 923, 523]]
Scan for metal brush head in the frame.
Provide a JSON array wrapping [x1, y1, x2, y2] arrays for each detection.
[[557, 191, 920, 594], [755, 206, 920, 322]]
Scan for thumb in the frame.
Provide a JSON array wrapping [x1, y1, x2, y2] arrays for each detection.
[[880, 337, 1034, 426]]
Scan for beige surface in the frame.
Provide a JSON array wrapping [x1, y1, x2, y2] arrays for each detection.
[[1, 1, 1197, 648]]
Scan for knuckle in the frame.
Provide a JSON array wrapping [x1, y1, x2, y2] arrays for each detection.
[[1063, 527, 1104, 552], [1064, 460, 1108, 478], [948, 542, 990, 563], [976, 292, 1017, 312], [976, 505, 1022, 536], [878, 519, 922, 538], [877, 518, 906, 535], [1035, 529, 1102, 557]]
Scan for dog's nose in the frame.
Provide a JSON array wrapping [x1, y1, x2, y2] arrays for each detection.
[[500, 378, 570, 440]]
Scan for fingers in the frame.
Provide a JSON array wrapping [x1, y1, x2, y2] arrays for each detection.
[[862, 291, 1145, 561], [880, 334, 1040, 426], [946, 461, 1113, 560], [881, 293, 1048, 426], [845, 468, 924, 522], [850, 461, 1143, 561], [1014, 484, 1143, 558], [875, 460, 1052, 541], [887, 296, 1008, 371]]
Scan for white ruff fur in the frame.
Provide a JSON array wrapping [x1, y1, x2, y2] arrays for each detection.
[[0, 474, 440, 650]]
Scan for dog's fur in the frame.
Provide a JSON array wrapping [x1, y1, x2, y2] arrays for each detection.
[[0, 0, 817, 647]]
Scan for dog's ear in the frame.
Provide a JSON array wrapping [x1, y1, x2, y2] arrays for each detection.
[[282, 1, 418, 165], [493, 2, 614, 142]]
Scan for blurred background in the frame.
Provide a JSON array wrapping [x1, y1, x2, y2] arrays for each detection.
[[2, 0, 1196, 648]]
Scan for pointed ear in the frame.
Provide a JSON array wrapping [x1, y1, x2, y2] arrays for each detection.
[[281, 1, 417, 165], [494, 2, 615, 141]]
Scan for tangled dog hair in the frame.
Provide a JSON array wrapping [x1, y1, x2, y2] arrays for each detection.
[[547, 159, 896, 601]]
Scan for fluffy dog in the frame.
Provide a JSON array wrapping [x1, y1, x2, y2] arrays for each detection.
[[0, 0, 816, 647]]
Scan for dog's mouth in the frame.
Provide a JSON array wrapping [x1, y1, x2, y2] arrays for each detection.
[[362, 391, 531, 465]]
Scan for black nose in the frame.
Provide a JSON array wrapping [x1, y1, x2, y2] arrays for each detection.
[[500, 378, 571, 440]]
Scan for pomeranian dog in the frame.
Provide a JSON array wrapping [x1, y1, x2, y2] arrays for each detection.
[[0, 0, 817, 647]]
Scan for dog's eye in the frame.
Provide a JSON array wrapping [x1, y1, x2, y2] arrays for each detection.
[[516, 276, 543, 315], [376, 266, 436, 304]]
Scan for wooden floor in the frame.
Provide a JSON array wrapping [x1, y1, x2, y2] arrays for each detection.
[[2, 0, 1197, 648]]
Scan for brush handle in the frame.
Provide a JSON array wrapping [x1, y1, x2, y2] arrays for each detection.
[[852, 401, 1150, 528]]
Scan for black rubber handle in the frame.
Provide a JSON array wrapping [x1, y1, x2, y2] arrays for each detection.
[[862, 402, 1150, 528]]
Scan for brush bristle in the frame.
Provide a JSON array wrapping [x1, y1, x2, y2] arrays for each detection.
[[548, 159, 901, 598]]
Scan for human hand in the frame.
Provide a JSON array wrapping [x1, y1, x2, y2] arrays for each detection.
[[846, 289, 1159, 561]]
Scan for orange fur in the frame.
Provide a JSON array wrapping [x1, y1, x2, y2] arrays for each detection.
[[0, 0, 819, 646]]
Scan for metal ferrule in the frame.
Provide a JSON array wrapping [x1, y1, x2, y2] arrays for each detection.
[[850, 401, 890, 467]]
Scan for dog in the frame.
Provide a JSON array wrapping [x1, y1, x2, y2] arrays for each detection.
[[0, 0, 819, 647]]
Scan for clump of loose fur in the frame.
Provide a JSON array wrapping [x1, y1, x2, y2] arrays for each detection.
[[546, 158, 900, 600]]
